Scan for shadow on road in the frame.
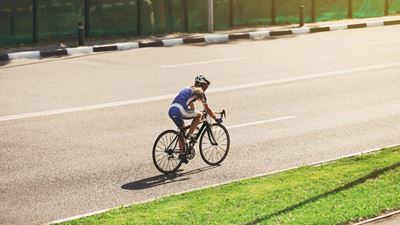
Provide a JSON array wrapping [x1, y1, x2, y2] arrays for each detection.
[[121, 165, 219, 190], [245, 162, 400, 225]]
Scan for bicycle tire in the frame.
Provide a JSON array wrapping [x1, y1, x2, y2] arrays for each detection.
[[199, 123, 230, 166], [152, 130, 183, 174]]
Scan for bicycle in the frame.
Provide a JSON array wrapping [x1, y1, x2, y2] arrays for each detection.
[[152, 110, 230, 174]]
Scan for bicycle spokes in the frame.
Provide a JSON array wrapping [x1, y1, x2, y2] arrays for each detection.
[[199, 124, 230, 166], [206, 127, 219, 145], [153, 130, 183, 174]]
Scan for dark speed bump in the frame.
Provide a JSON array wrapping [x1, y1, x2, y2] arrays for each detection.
[[347, 23, 367, 29], [229, 33, 250, 40], [40, 49, 68, 58], [384, 20, 400, 25], [270, 30, 293, 36], [183, 37, 206, 44], [139, 40, 163, 48], [93, 45, 118, 52], [0, 54, 9, 61], [310, 27, 330, 33]]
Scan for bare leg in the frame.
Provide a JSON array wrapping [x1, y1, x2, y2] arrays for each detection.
[[188, 115, 201, 136], [178, 135, 184, 153]]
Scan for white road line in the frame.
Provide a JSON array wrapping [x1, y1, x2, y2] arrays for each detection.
[[369, 40, 400, 45], [0, 95, 176, 122], [208, 61, 400, 94], [1, 61, 400, 122], [226, 116, 296, 129], [161, 57, 246, 68]]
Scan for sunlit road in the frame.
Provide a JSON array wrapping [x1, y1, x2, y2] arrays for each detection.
[[1, 25, 400, 225]]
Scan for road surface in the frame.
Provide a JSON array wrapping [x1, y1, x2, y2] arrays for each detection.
[[1, 25, 400, 224]]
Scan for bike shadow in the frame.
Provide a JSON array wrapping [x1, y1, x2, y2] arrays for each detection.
[[121, 165, 220, 190]]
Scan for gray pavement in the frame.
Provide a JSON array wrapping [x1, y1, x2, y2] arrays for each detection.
[[1, 24, 400, 225]]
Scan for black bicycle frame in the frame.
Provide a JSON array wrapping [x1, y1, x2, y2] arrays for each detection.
[[194, 121, 218, 145], [165, 133, 180, 152], [164, 121, 218, 154]]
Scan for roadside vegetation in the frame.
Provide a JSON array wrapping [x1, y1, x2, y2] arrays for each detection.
[[59, 147, 400, 225]]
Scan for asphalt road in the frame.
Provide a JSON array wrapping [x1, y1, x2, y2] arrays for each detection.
[[1, 25, 400, 225]]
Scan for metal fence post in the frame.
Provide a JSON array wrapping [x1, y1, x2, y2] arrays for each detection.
[[137, 0, 142, 36], [348, 0, 353, 18], [299, 6, 304, 27], [84, 0, 90, 37], [78, 22, 85, 46], [159, 0, 165, 33], [166, 0, 173, 32], [229, 0, 234, 28], [32, 0, 38, 43], [208, 0, 214, 33], [385, 0, 389, 16], [183, 0, 188, 32], [271, 0, 276, 25], [312, 0, 316, 22], [11, 0, 16, 37]]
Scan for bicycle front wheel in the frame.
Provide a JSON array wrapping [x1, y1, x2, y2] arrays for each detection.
[[199, 123, 230, 166], [152, 130, 183, 174]]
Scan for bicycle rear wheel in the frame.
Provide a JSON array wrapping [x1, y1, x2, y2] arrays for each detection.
[[199, 123, 230, 166], [152, 130, 183, 174]]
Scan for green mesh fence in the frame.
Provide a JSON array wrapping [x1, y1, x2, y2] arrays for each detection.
[[185, 0, 231, 31], [37, 0, 84, 40], [232, 0, 272, 27], [179, 0, 232, 32], [166, 0, 186, 33], [214, 0, 230, 30], [140, 0, 161, 35], [0, 1, 13, 43], [89, 0, 138, 37], [140, 0, 185, 36], [0, 0, 33, 44], [352, 0, 385, 18], [0, 0, 395, 45], [276, 0, 313, 24], [389, 0, 400, 14], [186, 0, 208, 32], [316, 0, 348, 21]]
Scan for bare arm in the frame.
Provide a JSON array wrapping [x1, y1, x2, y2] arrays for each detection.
[[203, 103, 217, 121]]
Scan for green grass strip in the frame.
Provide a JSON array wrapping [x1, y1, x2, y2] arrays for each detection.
[[59, 147, 400, 225]]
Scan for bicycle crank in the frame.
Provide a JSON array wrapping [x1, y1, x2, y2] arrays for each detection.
[[186, 147, 195, 160]]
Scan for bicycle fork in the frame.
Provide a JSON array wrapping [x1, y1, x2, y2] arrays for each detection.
[[206, 126, 218, 146]]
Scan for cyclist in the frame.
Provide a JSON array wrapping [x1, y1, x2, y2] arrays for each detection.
[[168, 75, 222, 163]]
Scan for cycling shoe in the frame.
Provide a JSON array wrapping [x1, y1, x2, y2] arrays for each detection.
[[179, 153, 189, 164]]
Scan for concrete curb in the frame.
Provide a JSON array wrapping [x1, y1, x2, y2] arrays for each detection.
[[1, 19, 400, 62], [47, 143, 400, 225]]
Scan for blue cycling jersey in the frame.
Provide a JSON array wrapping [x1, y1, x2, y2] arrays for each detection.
[[168, 86, 207, 128], [171, 86, 207, 111]]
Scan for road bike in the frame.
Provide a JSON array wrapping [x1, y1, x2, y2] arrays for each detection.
[[152, 110, 230, 174]]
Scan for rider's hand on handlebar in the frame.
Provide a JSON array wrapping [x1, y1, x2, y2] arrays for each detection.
[[216, 118, 223, 124]]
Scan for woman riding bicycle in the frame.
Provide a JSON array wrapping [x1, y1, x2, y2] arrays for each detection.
[[168, 75, 222, 163]]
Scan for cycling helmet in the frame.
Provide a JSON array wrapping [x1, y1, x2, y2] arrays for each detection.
[[195, 75, 210, 85]]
